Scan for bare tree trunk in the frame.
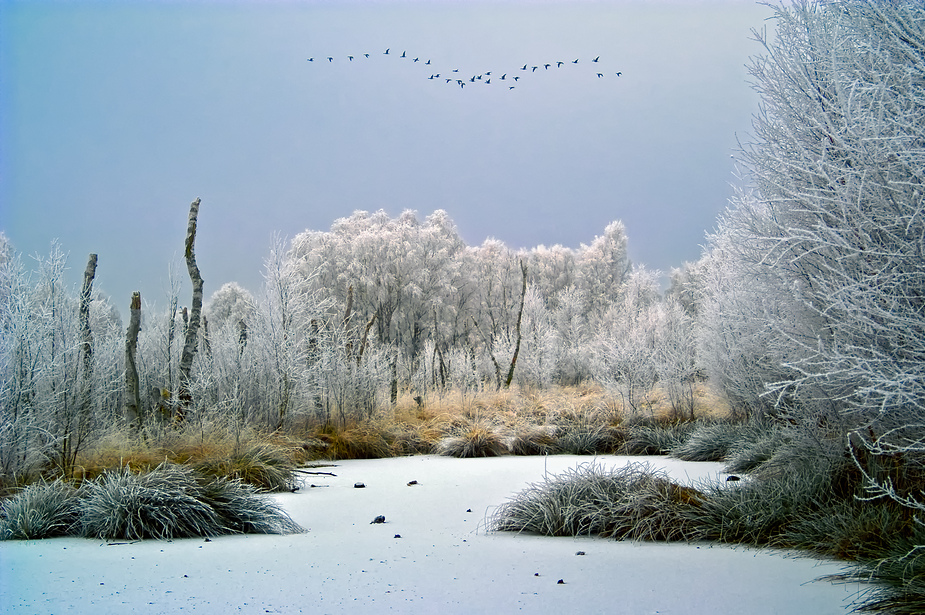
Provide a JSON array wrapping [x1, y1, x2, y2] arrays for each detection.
[[503, 260, 528, 389], [177, 197, 203, 424], [78, 253, 97, 420], [125, 291, 142, 428]]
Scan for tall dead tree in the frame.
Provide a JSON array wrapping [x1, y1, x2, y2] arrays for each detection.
[[124, 291, 142, 427], [503, 260, 528, 389], [78, 253, 98, 420], [177, 197, 204, 424]]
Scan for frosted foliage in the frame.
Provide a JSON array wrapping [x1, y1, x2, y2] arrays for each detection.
[[0, 244, 122, 479], [206, 282, 254, 330], [700, 0, 925, 426], [593, 268, 664, 413]]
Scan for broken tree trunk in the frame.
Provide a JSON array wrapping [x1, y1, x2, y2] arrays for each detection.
[[177, 197, 204, 424], [124, 291, 142, 427], [78, 253, 98, 420], [503, 259, 528, 388]]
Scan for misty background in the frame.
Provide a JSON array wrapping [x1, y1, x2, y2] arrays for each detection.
[[1, 0, 770, 314]]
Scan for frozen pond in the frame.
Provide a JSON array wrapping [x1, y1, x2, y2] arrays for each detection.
[[1, 455, 866, 614]]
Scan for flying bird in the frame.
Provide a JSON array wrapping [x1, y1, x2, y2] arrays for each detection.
[[327, 57, 333, 62], [401, 51, 406, 57], [557, 61, 563, 67], [544, 63, 551, 69], [384, 48, 390, 54], [348, 55, 354, 61], [521, 64, 527, 70], [500, 73, 506, 80], [426, 60, 431, 65], [364, 54, 370, 58], [307, 57, 313, 61], [513, 76, 520, 81], [509, 86, 515, 90], [485, 78, 490, 84], [593, 56, 600, 62], [616, 71, 622, 76], [572, 59, 579, 63], [413, 57, 419, 62], [532, 66, 538, 72], [597, 73, 603, 78]]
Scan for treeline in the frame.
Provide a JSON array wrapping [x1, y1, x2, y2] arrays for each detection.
[[0, 211, 700, 481]]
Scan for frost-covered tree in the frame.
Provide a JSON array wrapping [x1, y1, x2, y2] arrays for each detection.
[[577, 221, 632, 319], [701, 0, 925, 430], [593, 267, 663, 413]]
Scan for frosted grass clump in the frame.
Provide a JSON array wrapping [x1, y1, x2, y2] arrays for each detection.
[[79, 463, 223, 540], [0, 479, 81, 540], [491, 461, 703, 542]]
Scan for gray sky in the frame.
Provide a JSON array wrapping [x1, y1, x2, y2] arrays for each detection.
[[1, 0, 771, 314]]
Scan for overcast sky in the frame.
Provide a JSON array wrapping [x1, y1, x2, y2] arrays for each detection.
[[1, 0, 771, 315]]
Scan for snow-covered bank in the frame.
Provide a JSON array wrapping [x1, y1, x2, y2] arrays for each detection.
[[1, 455, 865, 614]]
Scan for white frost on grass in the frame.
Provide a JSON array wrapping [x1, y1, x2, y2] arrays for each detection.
[[1, 455, 865, 614]]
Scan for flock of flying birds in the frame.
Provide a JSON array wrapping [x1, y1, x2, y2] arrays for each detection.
[[307, 48, 622, 90]]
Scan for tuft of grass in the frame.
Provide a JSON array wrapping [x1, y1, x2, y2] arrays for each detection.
[[79, 463, 223, 540], [670, 420, 750, 462], [491, 461, 703, 542], [193, 442, 297, 492], [315, 423, 397, 460], [555, 424, 625, 455], [0, 479, 81, 540], [620, 421, 696, 455], [723, 421, 789, 474], [77, 462, 304, 540], [436, 423, 509, 458], [509, 425, 560, 456], [845, 533, 925, 615]]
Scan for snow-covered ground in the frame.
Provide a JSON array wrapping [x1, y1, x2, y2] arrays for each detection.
[[1, 455, 867, 614]]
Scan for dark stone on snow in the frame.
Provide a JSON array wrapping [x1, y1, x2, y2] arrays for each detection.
[[371, 515, 386, 524]]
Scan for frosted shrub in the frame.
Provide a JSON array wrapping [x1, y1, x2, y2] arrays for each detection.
[[0, 479, 81, 540]]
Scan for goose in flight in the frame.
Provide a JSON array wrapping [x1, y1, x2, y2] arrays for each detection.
[[327, 57, 333, 62], [348, 55, 354, 61], [572, 59, 579, 63], [384, 48, 390, 54], [521, 64, 527, 70], [426, 59, 431, 65], [557, 61, 563, 67], [593, 56, 600, 62], [532, 66, 538, 72], [616, 71, 622, 76], [500, 73, 506, 80], [509, 86, 515, 89], [364, 54, 370, 58], [597, 73, 603, 78], [401, 51, 406, 58], [513, 76, 520, 81], [307, 57, 313, 61]]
